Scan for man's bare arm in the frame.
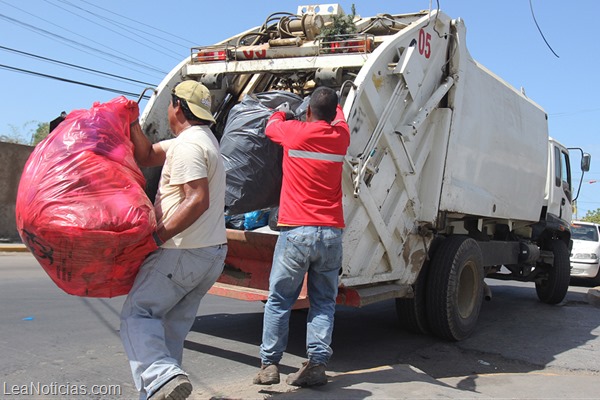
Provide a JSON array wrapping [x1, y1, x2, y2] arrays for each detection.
[[130, 120, 166, 167], [156, 178, 209, 242]]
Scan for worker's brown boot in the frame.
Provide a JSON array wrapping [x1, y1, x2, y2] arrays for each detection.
[[286, 361, 327, 387], [253, 364, 280, 385]]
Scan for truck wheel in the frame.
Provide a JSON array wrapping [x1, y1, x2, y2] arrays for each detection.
[[395, 235, 444, 335], [426, 236, 484, 341], [396, 263, 429, 334], [535, 239, 570, 304]]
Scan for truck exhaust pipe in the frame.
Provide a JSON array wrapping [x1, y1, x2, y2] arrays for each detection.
[[484, 282, 492, 301]]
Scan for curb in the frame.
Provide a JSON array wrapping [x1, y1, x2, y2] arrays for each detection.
[[0, 244, 29, 253], [0, 245, 599, 307], [587, 287, 600, 308]]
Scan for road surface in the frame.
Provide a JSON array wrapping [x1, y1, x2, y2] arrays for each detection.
[[1, 251, 598, 399]]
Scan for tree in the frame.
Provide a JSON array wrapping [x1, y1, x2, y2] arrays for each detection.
[[32, 122, 49, 146], [0, 120, 51, 146], [0, 133, 22, 144], [0, 123, 30, 144], [318, 4, 357, 41], [582, 208, 600, 224]]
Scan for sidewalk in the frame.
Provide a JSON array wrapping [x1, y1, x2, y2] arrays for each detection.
[[197, 364, 600, 399]]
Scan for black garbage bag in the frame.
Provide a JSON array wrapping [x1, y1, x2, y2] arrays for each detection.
[[221, 91, 304, 215]]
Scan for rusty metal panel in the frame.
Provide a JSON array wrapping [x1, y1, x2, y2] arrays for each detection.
[[217, 229, 277, 292]]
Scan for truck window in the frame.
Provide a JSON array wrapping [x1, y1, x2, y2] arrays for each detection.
[[561, 149, 572, 201], [554, 146, 572, 202], [554, 146, 561, 188]]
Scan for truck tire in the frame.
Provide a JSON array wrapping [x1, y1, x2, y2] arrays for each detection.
[[535, 239, 570, 304], [395, 235, 444, 335], [426, 236, 484, 341], [395, 263, 429, 334]]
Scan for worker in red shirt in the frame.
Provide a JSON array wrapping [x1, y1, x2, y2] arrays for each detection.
[[253, 86, 350, 387]]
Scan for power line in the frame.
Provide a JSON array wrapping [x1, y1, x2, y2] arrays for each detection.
[[47, 0, 183, 60], [0, 1, 168, 77], [549, 108, 600, 118], [68, 0, 193, 50], [0, 9, 168, 76], [78, 0, 196, 47], [529, 0, 559, 58], [0, 63, 151, 99], [0, 45, 156, 87]]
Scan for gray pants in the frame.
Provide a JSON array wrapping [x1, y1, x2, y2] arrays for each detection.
[[120, 245, 226, 399]]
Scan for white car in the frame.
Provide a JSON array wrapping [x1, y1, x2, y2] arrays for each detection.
[[570, 221, 600, 285]]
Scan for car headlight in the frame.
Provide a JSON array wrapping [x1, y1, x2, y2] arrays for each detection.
[[571, 253, 599, 260]]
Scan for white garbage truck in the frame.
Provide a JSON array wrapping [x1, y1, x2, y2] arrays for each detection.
[[139, 4, 590, 341]]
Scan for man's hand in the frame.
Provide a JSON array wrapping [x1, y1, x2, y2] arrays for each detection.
[[125, 99, 140, 125], [275, 102, 290, 113], [274, 102, 295, 120]]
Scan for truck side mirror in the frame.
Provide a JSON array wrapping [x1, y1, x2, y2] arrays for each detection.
[[569, 147, 591, 202], [581, 153, 591, 172]]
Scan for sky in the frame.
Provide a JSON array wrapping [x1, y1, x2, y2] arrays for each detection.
[[1, 0, 598, 217]]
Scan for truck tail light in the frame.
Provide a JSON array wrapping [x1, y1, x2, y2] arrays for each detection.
[[328, 38, 374, 53], [320, 34, 374, 55], [191, 47, 228, 63]]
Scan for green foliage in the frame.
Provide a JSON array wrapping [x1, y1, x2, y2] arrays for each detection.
[[0, 134, 22, 144], [32, 122, 49, 146], [0, 123, 31, 145], [582, 208, 600, 224], [0, 120, 50, 146], [319, 4, 357, 40]]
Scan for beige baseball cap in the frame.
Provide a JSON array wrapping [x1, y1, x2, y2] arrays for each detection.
[[173, 80, 215, 123]]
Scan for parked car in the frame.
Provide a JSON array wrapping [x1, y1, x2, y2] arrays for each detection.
[[570, 221, 600, 285]]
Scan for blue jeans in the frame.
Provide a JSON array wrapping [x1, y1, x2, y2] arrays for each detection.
[[120, 245, 226, 399], [260, 226, 343, 366]]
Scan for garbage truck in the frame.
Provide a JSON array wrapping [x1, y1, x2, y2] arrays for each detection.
[[139, 4, 591, 341]]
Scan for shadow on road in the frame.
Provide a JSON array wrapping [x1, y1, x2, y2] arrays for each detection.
[[570, 276, 599, 288], [187, 281, 600, 388]]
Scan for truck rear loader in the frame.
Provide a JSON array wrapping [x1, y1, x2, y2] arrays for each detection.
[[139, 4, 590, 341]]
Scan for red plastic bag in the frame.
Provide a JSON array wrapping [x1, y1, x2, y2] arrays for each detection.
[[15, 96, 157, 297]]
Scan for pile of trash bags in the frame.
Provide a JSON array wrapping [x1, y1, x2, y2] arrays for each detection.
[[221, 91, 308, 230], [15, 96, 157, 297]]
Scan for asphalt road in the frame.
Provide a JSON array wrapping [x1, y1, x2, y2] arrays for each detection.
[[1, 252, 599, 399]]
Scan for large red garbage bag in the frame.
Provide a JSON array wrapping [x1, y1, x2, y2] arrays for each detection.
[[15, 96, 157, 297]]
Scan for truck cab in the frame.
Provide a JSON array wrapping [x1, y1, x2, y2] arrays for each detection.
[[546, 138, 573, 223], [544, 138, 591, 230]]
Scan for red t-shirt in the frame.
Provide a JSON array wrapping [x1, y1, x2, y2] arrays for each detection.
[[265, 105, 350, 228]]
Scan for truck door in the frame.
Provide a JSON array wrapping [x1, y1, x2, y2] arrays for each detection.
[[549, 143, 573, 222]]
